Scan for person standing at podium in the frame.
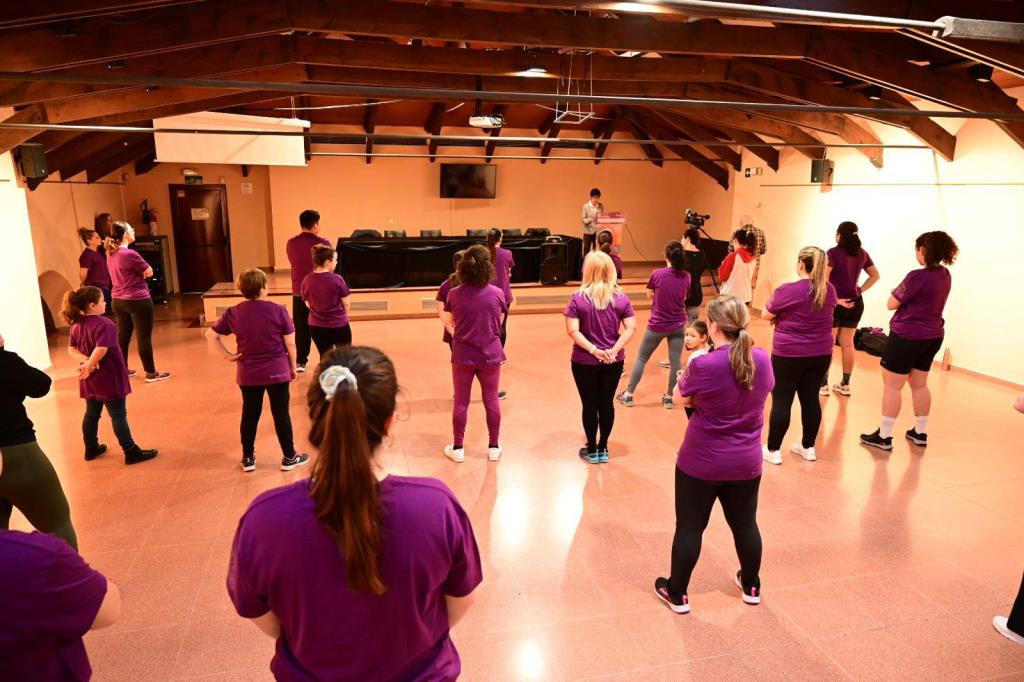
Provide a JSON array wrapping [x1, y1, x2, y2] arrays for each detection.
[[581, 188, 603, 254], [286, 210, 330, 373]]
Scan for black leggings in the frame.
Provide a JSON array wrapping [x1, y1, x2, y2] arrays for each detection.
[[571, 361, 624, 450], [1009, 572, 1024, 634], [240, 382, 295, 458], [0, 441, 77, 551], [499, 311, 509, 348], [309, 324, 352, 357], [670, 468, 761, 595], [292, 296, 312, 366], [767, 354, 831, 451], [112, 297, 156, 374]]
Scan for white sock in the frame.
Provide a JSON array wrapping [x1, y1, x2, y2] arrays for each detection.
[[879, 417, 897, 439], [915, 416, 928, 434]]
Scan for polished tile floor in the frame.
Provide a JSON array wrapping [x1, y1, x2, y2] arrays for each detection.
[[17, 302, 1024, 681]]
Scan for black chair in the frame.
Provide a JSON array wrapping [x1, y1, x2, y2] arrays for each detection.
[[466, 229, 487, 237], [525, 227, 550, 238], [502, 228, 523, 238], [351, 229, 382, 239], [420, 229, 442, 237], [384, 230, 407, 238]]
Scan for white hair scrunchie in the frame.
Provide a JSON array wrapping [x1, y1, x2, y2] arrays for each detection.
[[319, 365, 358, 400]]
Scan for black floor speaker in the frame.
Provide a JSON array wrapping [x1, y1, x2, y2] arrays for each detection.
[[540, 241, 569, 285]]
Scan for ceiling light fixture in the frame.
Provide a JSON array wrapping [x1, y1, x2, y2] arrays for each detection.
[[969, 64, 995, 82], [527, 67, 548, 74], [863, 85, 883, 101]]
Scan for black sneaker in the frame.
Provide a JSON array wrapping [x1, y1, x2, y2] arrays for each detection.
[[144, 371, 171, 384], [860, 429, 893, 451], [85, 444, 107, 461], [281, 452, 310, 471], [654, 577, 690, 614], [125, 447, 158, 465], [241, 455, 256, 473], [905, 428, 928, 446], [735, 570, 761, 605]]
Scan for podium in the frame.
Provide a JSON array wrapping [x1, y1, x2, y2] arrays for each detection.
[[596, 211, 625, 256]]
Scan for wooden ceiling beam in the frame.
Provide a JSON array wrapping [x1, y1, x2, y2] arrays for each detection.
[[652, 113, 742, 171], [47, 131, 129, 175], [639, 110, 732, 188], [0, 1, 204, 31], [58, 134, 136, 180], [711, 124, 780, 171], [657, 107, 826, 160], [363, 99, 377, 165], [484, 104, 509, 163], [77, 90, 290, 126], [539, 123, 561, 164], [592, 116, 620, 165], [425, 101, 446, 162], [621, 115, 665, 168], [0, 104, 49, 155], [86, 137, 155, 183]]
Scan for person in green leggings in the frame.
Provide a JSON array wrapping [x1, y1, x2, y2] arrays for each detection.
[[0, 334, 78, 551]]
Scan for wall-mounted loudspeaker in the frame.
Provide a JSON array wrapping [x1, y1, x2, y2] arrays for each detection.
[[16, 144, 48, 190], [810, 158, 834, 184]]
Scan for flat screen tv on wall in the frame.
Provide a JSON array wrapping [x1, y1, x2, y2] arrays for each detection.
[[440, 164, 497, 199]]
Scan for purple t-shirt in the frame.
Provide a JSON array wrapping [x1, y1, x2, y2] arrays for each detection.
[[286, 232, 331, 294], [827, 247, 873, 300], [489, 247, 516, 306], [610, 254, 623, 280], [766, 280, 838, 358], [78, 248, 111, 289], [436, 278, 455, 344], [300, 272, 351, 328], [211, 299, 295, 386], [228, 477, 482, 682], [444, 283, 507, 366], [0, 530, 107, 682], [890, 266, 951, 340], [646, 267, 691, 333], [563, 291, 635, 365], [107, 247, 151, 300], [69, 315, 131, 401], [676, 346, 775, 481]]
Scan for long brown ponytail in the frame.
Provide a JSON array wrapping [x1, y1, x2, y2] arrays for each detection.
[[485, 228, 502, 265], [104, 221, 133, 256], [61, 286, 102, 325], [706, 294, 755, 389], [799, 246, 828, 310], [306, 346, 398, 595]]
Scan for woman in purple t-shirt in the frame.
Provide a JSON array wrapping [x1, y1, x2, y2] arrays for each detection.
[[565, 251, 637, 464], [823, 221, 880, 396], [104, 222, 170, 383], [64, 287, 157, 466], [617, 241, 691, 409], [861, 231, 958, 451], [228, 346, 482, 681], [655, 295, 774, 614], [761, 247, 837, 465], [442, 245, 507, 463], [77, 227, 112, 309], [206, 268, 307, 474], [486, 229, 515, 346], [301, 245, 353, 356]]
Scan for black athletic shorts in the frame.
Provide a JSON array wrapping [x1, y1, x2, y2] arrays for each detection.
[[880, 333, 943, 375], [832, 296, 864, 329]]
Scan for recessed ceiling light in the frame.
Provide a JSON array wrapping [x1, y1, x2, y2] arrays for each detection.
[[527, 67, 548, 74], [969, 64, 994, 83], [863, 85, 883, 101]]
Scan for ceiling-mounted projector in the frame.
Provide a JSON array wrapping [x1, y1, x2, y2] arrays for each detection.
[[469, 114, 505, 128]]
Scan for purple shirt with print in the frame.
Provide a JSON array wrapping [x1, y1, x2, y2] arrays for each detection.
[[489, 246, 516, 306], [890, 266, 951, 340], [107, 247, 151, 300], [78, 248, 111, 289], [827, 247, 873, 300], [228, 477, 482, 682], [286, 232, 331, 294], [211, 299, 295, 386], [300, 272, 351, 328], [766, 279, 838, 358], [0, 529, 108, 682], [676, 346, 775, 481], [646, 267, 691, 333], [436, 278, 455, 344], [444, 283, 507, 366], [70, 315, 131, 401], [563, 291, 635, 365]]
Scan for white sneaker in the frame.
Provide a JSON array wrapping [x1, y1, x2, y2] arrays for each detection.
[[790, 444, 817, 461], [488, 446, 502, 461], [994, 616, 1024, 646], [818, 384, 830, 396], [444, 444, 465, 463], [762, 445, 782, 465]]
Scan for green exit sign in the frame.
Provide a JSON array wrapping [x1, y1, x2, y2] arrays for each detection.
[[184, 176, 203, 184]]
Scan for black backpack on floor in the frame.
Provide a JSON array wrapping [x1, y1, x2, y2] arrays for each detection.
[[855, 327, 889, 357]]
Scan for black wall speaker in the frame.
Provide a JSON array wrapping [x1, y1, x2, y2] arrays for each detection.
[[16, 143, 48, 181], [811, 158, 834, 184]]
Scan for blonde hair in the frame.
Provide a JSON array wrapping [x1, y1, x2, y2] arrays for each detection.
[[578, 250, 619, 309], [236, 268, 268, 299], [798, 246, 828, 310], [706, 294, 755, 389]]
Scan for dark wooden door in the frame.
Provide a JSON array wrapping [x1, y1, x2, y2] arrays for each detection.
[[169, 184, 232, 293]]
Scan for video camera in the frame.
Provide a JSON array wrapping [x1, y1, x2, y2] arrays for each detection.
[[685, 209, 711, 229]]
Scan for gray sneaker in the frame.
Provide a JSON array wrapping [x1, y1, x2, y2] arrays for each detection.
[[615, 392, 634, 407], [662, 395, 674, 409]]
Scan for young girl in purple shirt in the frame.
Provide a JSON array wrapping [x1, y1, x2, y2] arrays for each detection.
[[861, 231, 958, 451], [442, 245, 507, 463], [565, 251, 637, 464], [228, 346, 482, 681], [64, 286, 157, 466], [206, 268, 307, 473], [761, 247, 837, 465], [655, 294, 774, 614], [301, 245, 353, 355]]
